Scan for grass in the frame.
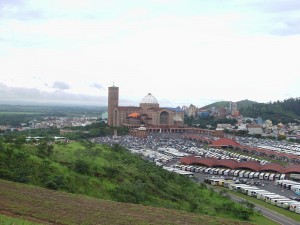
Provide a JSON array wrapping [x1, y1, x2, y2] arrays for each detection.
[[0, 214, 42, 225], [0, 140, 278, 223], [0, 179, 252, 225], [220, 187, 300, 222]]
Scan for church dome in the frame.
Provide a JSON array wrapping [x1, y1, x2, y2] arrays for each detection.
[[140, 93, 158, 104]]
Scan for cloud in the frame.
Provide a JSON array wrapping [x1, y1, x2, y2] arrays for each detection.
[[51, 81, 70, 90], [0, 83, 106, 106], [0, 0, 46, 20], [250, 0, 300, 13], [90, 83, 104, 90]]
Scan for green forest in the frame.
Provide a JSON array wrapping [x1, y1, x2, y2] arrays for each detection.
[[239, 98, 300, 124], [0, 138, 255, 221]]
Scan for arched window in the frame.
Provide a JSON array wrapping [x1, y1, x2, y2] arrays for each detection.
[[160, 111, 169, 125]]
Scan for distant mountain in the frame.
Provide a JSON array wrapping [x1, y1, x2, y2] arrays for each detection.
[[236, 99, 257, 110], [200, 101, 230, 110], [239, 98, 300, 124], [200, 99, 257, 110]]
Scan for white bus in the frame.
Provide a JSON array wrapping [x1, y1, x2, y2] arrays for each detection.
[[268, 174, 275, 181], [243, 171, 250, 178], [264, 173, 270, 180], [258, 193, 277, 201], [253, 172, 260, 178], [239, 170, 246, 178], [295, 205, 300, 214], [241, 186, 260, 195], [255, 191, 272, 199], [234, 170, 240, 177], [289, 202, 300, 212], [271, 198, 290, 205], [266, 195, 285, 203], [277, 200, 297, 208], [259, 173, 265, 180], [223, 169, 230, 176], [249, 172, 255, 178], [229, 183, 249, 191]]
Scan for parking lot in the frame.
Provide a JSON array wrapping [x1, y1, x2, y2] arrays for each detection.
[[92, 133, 300, 201]]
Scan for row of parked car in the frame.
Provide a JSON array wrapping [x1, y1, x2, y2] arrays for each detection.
[[176, 165, 286, 181], [204, 178, 300, 213], [182, 147, 269, 165], [236, 136, 300, 156]]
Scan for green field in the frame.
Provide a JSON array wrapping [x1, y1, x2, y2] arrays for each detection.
[[0, 214, 42, 225], [0, 179, 252, 225]]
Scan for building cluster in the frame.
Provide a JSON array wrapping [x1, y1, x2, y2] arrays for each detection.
[[182, 101, 240, 119], [180, 102, 300, 141], [0, 116, 99, 132]]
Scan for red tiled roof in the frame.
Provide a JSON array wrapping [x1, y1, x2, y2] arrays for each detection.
[[180, 156, 300, 173], [215, 159, 238, 169], [209, 138, 300, 161], [284, 165, 300, 174], [210, 138, 241, 148], [260, 163, 284, 173], [180, 157, 217, 167], [235, 161, 261, 171]]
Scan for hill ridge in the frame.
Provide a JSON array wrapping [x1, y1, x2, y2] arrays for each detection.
[[0, 179, 251, 225]]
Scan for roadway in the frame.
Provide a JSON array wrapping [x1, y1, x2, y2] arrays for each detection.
[[226, 191, 300, 225]]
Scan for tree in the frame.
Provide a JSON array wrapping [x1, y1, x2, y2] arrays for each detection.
[[74, 159, 90, 175], [37, 142, 54, 158]]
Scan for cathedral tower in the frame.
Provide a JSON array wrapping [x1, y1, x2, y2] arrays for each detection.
[[108, 85, 119, 126]]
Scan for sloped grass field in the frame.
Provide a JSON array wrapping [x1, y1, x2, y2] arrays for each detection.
[[0, 213, 42, 225], [1, 139, 258, 223], [0, 179, 252, 225]]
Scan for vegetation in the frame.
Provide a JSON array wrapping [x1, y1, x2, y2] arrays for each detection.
[[200, 100, 257, 111], [223, 188, 300, 223], [0, 104, 105, 126], [0, 138, 255, 222], [63, 121, 129, 140], [185, 116, 237, 129], [0, 179, 253, 225], [2, 120, 128, 141], [0, 214, 42, 225], [239, 98, 300, 124]]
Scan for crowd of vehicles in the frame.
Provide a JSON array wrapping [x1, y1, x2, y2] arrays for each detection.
[[203, 177, 300, 214]]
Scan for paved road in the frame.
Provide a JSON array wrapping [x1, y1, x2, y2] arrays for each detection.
[[227, 192, 300, 225], [167, 164, 300, 225]]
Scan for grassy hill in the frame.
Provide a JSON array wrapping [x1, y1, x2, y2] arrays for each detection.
[[0, 139, 258, 222], [0, 179, 254, 225], [200, 101, 230, 110], [200, 100, 257, 110]]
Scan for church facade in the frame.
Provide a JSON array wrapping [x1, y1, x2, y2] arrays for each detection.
[[107, 86, 185, 128]]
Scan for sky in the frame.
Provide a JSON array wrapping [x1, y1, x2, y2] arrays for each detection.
[[0, 0, 299, 107]]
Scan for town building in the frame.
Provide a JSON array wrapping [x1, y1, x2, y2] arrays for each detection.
[[247, 124, 263, 135]]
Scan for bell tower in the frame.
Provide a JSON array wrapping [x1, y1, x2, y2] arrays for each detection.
[[108, 84, 119, 126]]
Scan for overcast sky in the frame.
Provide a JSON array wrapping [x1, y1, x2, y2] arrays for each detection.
[[0, 0, 299, 107]]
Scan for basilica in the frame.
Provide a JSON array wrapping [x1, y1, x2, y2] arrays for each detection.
[[108, 86, 185, 128]]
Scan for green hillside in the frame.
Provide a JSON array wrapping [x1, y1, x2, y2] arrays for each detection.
[[239, 98, 300, 124], [0, 179, 255, 225], [0, 138, 256, 222], [200, 101, 230, 110], [237, 100, 257, 110], [200, 100, 257, 111]]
